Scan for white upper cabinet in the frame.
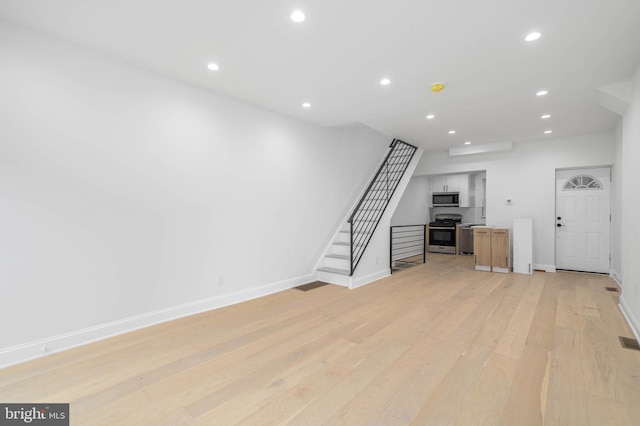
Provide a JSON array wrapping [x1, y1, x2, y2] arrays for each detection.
[[430, 175, 447, 193], [429, 174, 470, 207], [457, 174, 469, 207], [472, 172, 486, 208], [430, 174, 464, 193]]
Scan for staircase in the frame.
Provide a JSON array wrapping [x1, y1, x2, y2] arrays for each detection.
[[317, 139, 418, 284]]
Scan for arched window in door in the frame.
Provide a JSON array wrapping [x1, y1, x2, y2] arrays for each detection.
[[563, 175, 602, 190]]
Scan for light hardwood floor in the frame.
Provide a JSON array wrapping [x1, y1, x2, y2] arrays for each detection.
[[1, 254, 639, 425]]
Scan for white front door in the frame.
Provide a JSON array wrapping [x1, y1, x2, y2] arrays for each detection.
[[555, 167, 611, 273]]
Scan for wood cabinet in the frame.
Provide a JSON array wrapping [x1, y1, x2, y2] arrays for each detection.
[[473, 228, 492, 271], [491, 228, 510, 273], [473, 227, 510, 273]]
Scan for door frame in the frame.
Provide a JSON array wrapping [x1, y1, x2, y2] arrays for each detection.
[[554, 165, 613, 273]]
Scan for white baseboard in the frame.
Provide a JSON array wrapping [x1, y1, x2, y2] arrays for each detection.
[[0, 273, 316, 369], [351, 268, 390, 289], [316, 270, 351, 287], [533, 264, 556, 272], [610, 269, 623, 287], [316, 268, 391, 290], [619, 295, 640, 343]]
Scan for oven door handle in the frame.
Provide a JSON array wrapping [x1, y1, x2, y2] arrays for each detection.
[[429, 226, 456, 230]]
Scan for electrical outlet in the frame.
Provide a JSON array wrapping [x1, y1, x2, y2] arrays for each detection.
[[218, 275, 224, 287], [376, 257, 379, 264]]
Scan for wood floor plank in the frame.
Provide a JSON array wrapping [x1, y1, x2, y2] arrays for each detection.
[[411, 343, 494, 425], [581, 315, 617, 400], [1, 254, 638, 425], [501, 345, 551, 425], [454, 353, 518, 426], [139, 313, 338, 403], [494, 274, 545, 360], [584, 392, 633, 426], [235, 339, 375, 426], [364, 338, 458, 425], [186, 335, 355, 424], [555, 276, 583, 331], [525, 273, 559, 350], [322, 336, 441, 425], [282, 343, 409, 425], [545, 323, 588, 424], [192, 339, 355, 424]]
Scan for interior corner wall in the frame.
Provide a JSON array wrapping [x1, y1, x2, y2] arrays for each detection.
[[413, 132, 615, 269], [620, 61, 640, 340], [0, 21, 390, 362], [611, 119, 623, 282]]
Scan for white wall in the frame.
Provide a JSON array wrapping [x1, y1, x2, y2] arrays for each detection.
[[413, 132, 615, 270], [390, 175, 429, 226], [0, 21, 390, 365], [619, 62, 640, 341]]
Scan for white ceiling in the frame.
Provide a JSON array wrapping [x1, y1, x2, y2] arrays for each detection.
[[1, 0, 639, 152]]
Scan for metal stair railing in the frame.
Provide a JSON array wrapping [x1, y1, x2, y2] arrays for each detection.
[[390, 224, 426, 273], [347, 139, 417, 275]]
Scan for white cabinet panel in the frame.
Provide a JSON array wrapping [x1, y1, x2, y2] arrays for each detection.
[[445, 175, 460, 192], [513, 218, 533, 274], [428, 174, 470, 207], [458, 174, 469, 207], [430, 175, 447, 193]]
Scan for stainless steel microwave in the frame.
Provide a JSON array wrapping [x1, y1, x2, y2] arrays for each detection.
[[432, 192, 459, 207]]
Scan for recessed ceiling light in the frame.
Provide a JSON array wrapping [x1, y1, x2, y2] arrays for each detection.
[[207, 63, 220, 71], [302, 102, 311, 108], [525, 32, 541, 42], [544, 130, 553, 134], [380, 78, 391, 86], [464, 141, 471, 145], [536, 90, 548, 96], [291, 10, 306, 22], [541, 114, 551, 119], [426, 114, 435, 120], [448, 130, 456, 134]]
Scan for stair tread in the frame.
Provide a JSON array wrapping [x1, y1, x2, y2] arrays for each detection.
[[333, 241, 364, 247], [326, 254, 349, 260], [317, 266, 350, 275]]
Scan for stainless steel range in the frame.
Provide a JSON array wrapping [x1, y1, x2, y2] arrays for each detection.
[[428, 213, 462, 254]]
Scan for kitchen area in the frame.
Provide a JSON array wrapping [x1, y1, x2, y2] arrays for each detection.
[[427, 171, 486, 257], [421, 171, 532, 274], [391, 170, 532, 275]]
